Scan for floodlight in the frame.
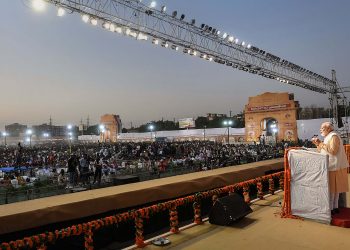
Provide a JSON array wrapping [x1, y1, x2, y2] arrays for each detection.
[[109, 23, 116, 32], [152, 38, 159, 45], [82, 14, 89, 23], [90, 18, 98, 26], [103, 22, 111, 29], [161, 41, 169, 48], [150, 1, 156, 8], [171, 44, 179, 50], [57, 7, 66, 17], [32, 0, 46, 12]]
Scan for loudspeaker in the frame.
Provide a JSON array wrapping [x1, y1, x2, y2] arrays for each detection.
[[209, 193, 253, 226]]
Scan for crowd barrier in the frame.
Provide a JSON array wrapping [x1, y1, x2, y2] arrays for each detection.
[[0, 171, 284, 250]]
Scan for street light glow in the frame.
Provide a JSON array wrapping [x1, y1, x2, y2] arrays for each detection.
[[32, 0, 46, 12], [26, 129, 33, 135], [223, 120, 233, 126], [67, 124, 72, 130], [2, 132, 8, 137], [149, 125, 154, 131]]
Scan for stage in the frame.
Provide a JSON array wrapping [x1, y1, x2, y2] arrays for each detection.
[[0, 159, 283, 235]]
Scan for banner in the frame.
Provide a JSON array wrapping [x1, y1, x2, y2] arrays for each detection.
[[248, 103, 291, 112], [178, 118, 195, 128]]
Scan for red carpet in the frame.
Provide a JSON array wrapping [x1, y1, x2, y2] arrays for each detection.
[[331, 208, 350, 228]]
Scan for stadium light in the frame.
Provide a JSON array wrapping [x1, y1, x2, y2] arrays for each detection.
[[150, 1, 156, 8], [57, 7, 66, 17], [161, 41, 169, 48], [103, 22, 111, 29], [152, 38, 159, 45], [109, 24, 116, 32], [171, 44, 179, 51], [82, 14, 89, 23], [90, 18, 98, 26], [32, 0, 46, 12]]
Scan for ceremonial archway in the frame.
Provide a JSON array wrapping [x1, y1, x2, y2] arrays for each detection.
[[244, 92, 299, 143]]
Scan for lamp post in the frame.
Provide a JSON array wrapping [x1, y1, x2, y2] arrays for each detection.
[[203, 125, 206, 141], [271, 125, 278, 145], [26, 129, 33, 147], [223, 120, 233, 144], [67, 124, 73, 154], [99, 124, 105, 142], [148, 124, 154, 142], [2, 132, 8, 146]]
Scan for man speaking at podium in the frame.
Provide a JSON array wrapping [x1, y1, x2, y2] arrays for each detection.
[[311, 122, 349, 214]]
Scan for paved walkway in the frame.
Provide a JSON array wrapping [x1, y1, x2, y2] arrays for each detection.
[[140, 192, 350, 250]]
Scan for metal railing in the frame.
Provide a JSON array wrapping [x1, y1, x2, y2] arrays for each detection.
[[0, 171, 284, 249]]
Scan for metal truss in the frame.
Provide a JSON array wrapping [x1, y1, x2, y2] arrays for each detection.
[[44, 0, 346, 127], [46, 0, 336, 93]]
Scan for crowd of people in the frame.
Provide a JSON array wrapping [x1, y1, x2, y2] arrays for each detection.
[[0, 140, 296, 190]]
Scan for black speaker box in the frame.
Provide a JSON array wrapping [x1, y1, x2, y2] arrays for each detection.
[[209, 193, 253, 226]]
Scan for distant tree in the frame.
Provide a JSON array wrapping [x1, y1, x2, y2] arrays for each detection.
[[86, 125, 99, 135], [195, 116, 208, 129], [136, 120, 178, 132]]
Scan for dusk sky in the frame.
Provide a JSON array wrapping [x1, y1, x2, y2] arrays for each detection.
[[1, 0, 350, 130]]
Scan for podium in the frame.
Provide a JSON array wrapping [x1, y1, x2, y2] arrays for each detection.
[[288, 149, 331, 223]]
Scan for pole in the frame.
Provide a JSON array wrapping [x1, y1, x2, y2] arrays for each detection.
[[227, 126, 230, 144], [4, 135, 6, 146], [203, 126, 206, 141], [69, 139, 72, 154]]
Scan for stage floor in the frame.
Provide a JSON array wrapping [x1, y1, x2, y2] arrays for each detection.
[[0, 159, 283, 235], [137, 193, 350, 250]]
